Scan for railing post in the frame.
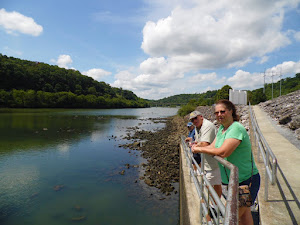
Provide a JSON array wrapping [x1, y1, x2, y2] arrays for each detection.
[[200, 153, 204, 224], [265, 169, 269, 201]]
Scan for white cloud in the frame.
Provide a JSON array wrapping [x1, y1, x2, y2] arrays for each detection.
[[227, 70, 262, 89], [266, 60, 300, 78], [294, 31, 300, 41], [51, 55, 73, 69], [141, 0, 294, 69], [112, 0, 300, 99], [0, 8, 43, 36], [258, 56, 269, 64], [82, 68, 111, 81], [188, 72, 218, 83]]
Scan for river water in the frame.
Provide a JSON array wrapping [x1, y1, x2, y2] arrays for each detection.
[[0, 107, 179, 225]]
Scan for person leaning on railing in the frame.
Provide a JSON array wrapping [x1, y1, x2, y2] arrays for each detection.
[[191, 99, 260, 225]]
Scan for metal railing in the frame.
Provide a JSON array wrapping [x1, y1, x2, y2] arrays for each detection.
[[249, 103, 278, 201], [181, 136, 239, 225]]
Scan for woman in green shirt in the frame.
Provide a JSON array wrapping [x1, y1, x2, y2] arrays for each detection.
[[192, 99, 260, 225]]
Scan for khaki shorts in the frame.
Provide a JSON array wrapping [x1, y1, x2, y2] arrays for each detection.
[[205, 167, 222, 186]]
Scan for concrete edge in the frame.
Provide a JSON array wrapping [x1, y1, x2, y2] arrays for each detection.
[[179, 144, 201, 225]]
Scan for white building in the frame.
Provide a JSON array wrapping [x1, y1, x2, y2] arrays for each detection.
[[229, 89, 247, 105]]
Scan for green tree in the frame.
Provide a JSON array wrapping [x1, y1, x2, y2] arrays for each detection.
[[24, 90, 36, 107], [88, 87, 97, 95], [0, 89, 11, 107], [177, 104, 196, 117], [75, 84, 83, 95], [12, 89, 25, 107], [43, 83, 54, 92], [215, 85, 232, 102], [188, 99, 197, 106], [85, 94, 97, 107], [54, 83, 63, 92], [250, 88, 267, 105]]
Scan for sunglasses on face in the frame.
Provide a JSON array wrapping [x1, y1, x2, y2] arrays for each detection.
[[214, 110, 226, 116], [191, 117, 198, 122]]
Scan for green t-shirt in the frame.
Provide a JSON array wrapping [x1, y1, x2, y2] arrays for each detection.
[[215, 121, 259, 184]]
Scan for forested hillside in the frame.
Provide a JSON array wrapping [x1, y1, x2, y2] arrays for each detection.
[[149, 90, 218, 107], [0, 54, 148, 108]]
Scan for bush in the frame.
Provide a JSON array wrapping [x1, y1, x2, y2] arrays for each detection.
[[177, 104, 196, 117]]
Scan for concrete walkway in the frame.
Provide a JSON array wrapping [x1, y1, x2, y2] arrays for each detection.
[[252, 105, 300, 225]]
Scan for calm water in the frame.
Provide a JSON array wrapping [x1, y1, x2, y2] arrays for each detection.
[[0, 107, 179, 225]]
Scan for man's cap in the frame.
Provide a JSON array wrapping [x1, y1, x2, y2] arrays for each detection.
[[187, 122, 193, 127], [189, 111, 201, 120]]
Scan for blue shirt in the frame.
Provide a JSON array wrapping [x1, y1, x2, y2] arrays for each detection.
[[188, 128, 196, 141]]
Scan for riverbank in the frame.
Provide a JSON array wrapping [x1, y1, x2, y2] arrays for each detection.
[[120, 115, 187, 195]]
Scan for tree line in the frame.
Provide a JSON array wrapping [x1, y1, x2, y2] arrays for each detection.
[[0, 54, 148, 108]]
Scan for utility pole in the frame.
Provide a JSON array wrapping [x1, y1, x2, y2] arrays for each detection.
[[263, 71, 266, 94], [279, 67, 282, 96], [271, 71, 274, 99]]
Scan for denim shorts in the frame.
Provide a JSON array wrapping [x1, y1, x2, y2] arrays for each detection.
[[239, 173, 261, 203], [192, 153, 201, 164]]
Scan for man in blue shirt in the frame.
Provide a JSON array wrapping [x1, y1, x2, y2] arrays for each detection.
[[185, 122, 201, 173], [186, 122, 195, 141]]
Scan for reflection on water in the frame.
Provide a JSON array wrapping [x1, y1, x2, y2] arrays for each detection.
[[0, 107, 179, 225]]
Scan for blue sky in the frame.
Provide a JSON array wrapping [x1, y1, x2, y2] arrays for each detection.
[[1, 0, 300, 100]]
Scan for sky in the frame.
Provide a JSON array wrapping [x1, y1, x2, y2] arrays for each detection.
[[1, 0, 300, 100]]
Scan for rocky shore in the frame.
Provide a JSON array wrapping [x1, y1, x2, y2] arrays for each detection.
[[120, 116, 186, 195]]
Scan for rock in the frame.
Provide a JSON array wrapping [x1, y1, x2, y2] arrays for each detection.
[[73, 205, 82, 211], [279, 115, 292, 125], [132, 142, 140, 147], [30, 192, 39, 199], [144, 178, 153, 186], [53, 185, 64, 191], [71, 216, 86, 221], [289, 115, 300, 130]]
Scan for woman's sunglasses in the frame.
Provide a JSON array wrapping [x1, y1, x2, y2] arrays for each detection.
[[214, 110, 226, 116]]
